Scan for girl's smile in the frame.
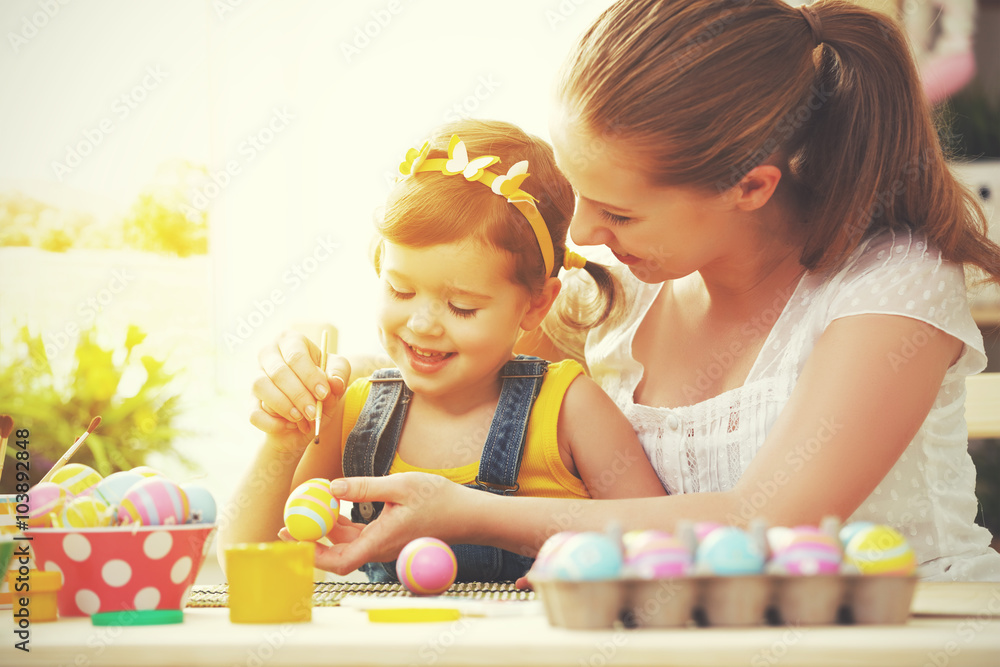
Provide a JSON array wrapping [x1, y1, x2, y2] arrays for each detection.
[[377, 239, 537, 410]]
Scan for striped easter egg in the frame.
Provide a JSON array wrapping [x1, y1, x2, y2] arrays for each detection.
[[61, 495, 114, 528], [770, 528, 842, 575], [396, 537, 457, 595], [283, 478, 339, 541], [26, 482, 69, 527], [118, 477, 190, 526], [624, 530, 692, 578], [844, 525, 916, 575], [49, 463, 103, 497]]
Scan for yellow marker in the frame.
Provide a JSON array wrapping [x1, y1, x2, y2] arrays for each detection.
[[367, 608, 462, 623]]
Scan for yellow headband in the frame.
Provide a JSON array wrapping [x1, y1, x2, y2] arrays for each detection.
[[398, 134, 558, 276]]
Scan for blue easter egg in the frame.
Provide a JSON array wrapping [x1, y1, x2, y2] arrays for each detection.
[[93, 471, 145, 507], [181, 482, 217, 524], [696, 526, 765, 575], [550, 532, 623, 581]]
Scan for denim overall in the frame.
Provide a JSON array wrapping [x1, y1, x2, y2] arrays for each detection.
[[342, 355, 548, 583]]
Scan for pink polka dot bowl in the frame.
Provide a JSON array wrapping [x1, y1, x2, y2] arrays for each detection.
[[25, 524, 216, 617]]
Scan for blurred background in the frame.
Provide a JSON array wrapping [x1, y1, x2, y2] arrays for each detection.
[[1, 0, 998, 579]]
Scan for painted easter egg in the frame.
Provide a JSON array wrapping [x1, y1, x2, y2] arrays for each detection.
[[283, 478, 339, 541], [530, 531, 577, 578], [624, 530, 692, 578], [49, 463, 103, 497], [129, 466, 163, 478], [181, 482, 217, 524], [92, 470, 145, 508], [61, 495, 113, 528], [766, 526, 797, 556], [694, 522, 724, 543], [844, 525, 916, 575], [695, 526, 765, 575], [550, 532, 623, 581], [838, 521, 875, 548], [118, 477, 190, 526], [26, 482, 69, 527], [770, 528, 842, 575], [396, 537, 458, 596]]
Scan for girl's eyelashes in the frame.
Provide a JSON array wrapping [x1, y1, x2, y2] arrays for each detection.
[[387, 283, 478, 318], [386, 284, 414, 300], [599, 208, 632, 226], [449, 304, 478, 319]]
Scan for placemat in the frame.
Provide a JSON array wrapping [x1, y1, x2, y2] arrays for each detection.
[[187, 581, 535, 608]]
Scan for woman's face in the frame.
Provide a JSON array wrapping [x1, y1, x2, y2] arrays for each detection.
[[549, 113, 739, 284]]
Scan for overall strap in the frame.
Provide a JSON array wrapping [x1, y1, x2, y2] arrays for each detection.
[[472, 355, 549, 495], [342, 368, 411, 522]]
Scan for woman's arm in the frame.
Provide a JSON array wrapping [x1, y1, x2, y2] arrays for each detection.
[[729, 313, 961, 525], [558, 375, 666, 498], [315, 313, 959, 573]]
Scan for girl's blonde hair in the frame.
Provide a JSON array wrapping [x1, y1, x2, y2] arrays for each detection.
[[374, 119, 621, 328], [557, 0, 1000, 281]]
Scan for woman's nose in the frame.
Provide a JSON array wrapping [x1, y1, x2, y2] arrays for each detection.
[[569, 208, 612, 247]]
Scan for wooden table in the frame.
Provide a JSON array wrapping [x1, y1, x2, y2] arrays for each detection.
[[2, 583, 999, 666]]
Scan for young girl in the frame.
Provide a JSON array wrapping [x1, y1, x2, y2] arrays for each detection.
[[219, 119, 666, 583], [270, 0, 1000, 582]]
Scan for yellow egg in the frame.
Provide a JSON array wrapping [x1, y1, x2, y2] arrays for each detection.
[[61, 495, 113, 528], [845, 525, 916, 575], [50, 463, 103, 497], [283, 478, 339, 541]]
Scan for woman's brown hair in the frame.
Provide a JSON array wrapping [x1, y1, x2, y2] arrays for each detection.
[[375, 118, 621, 328], [557, 0, 1000, 282]]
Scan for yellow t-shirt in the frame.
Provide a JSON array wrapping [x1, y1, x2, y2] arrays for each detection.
[[340, 360, 590, 500]]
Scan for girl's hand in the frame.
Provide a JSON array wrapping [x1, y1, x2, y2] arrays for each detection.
[[250, 330, 351, 438], [309, 473, 474, 575]]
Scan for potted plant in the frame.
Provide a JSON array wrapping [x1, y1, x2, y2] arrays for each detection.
[[0, 323, 194, 491]]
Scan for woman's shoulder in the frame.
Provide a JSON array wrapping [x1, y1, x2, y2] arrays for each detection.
[[806, 228, 986, 376]]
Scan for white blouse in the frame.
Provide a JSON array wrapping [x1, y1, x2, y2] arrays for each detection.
[[570, 230, 1000, 581]]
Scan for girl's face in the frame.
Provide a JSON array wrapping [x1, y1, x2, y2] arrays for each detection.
[[549, 115, 739, 284], [377, 239, 536, 406]]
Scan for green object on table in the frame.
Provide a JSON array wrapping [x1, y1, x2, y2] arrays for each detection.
[[0, 539, 15, 574], [91, 609, 184, 626]]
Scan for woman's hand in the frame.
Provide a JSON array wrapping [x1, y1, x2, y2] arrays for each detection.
[[309, 473, 477, 575], [250, 330, 351, 438]]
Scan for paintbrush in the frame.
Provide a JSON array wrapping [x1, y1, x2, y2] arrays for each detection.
[[313, 330, 328, 445], [0, 415, 13, 480], [40, 416, 101, 483]]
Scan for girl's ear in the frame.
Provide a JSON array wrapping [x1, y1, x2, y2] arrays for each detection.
[[521, 277, 561, 331]]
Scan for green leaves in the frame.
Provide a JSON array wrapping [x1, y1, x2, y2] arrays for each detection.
[[0, 324, 193, 489]]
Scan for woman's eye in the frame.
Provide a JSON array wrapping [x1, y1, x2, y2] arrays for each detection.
[[449, 304, 478, 318], [599, 209, 632, 226]]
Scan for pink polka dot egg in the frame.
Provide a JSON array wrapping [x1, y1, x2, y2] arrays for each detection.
[[396, 537, 457, 595], [118, 477, 190, 526], [623, 529, 692, 578], [283, 478, 339, 541], [26, 482, 69, 527]]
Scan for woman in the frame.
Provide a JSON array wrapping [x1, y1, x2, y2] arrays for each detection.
[[243, 0, 1000, 581]]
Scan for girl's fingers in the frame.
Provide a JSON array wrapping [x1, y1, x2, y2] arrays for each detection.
[[251, 373, 302, 423], [324, 355, 352, 398]]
